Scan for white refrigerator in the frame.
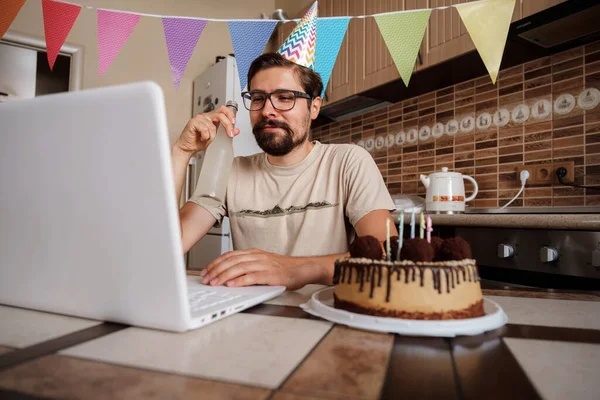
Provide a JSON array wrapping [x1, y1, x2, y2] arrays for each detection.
[[185, 56, 262, 270]]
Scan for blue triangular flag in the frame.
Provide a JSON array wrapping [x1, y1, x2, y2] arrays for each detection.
[[315, 17, 350, 97], [228, 20, 277, 91]]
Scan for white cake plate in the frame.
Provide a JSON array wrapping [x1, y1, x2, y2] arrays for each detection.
[[299, 287, 508, 337]]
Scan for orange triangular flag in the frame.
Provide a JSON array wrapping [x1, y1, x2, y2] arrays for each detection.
[[0, 0, 26, 39]]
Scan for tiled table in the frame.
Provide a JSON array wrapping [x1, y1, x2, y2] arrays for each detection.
[[0, 278, 599, 400]]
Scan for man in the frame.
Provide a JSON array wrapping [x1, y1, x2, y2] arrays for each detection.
[[171, 53, 397, 290]]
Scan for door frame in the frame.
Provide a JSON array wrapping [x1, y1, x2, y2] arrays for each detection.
[[1, 30, 83, 91]]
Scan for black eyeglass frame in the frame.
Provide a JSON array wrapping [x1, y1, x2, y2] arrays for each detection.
[[240, 89, 313, 111]]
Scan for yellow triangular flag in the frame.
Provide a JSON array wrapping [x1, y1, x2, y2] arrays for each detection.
[[375, 9, 432, 87], [455, 0, 516, 84]]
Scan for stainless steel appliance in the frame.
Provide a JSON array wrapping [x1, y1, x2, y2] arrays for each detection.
[[185, 56, 262, 270], [456, 207, 600, 285]]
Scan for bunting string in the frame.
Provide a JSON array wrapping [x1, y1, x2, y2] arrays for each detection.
[[1, 0, 515, 91], [52, 0, 499, 23]]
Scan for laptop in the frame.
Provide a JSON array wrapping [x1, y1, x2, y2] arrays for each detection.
[[0, 81, 285, 332]]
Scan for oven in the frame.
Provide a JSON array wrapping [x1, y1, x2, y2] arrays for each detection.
[[452, 207, 600, 290]]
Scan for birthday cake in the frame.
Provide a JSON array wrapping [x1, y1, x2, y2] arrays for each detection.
[[332, 234, 484, 320]]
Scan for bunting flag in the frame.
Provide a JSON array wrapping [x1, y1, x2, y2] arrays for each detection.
[[315, 17, 350, 97], [97, 9, 140, 76], [228, 20, 277, 91], [455, 0, 516, 84], [374, 9, 431, 87], [41, 0, 81, 70], [0, 0, 26, 40], [162, 17, 208, 89], [278, 1, 317, 70]]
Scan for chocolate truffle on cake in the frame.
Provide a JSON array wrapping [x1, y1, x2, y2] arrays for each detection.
[[430, 236, 445, 261], [400, 238, 434, 262], [349, 235, 384, 259], [439, 237, 473, 261]]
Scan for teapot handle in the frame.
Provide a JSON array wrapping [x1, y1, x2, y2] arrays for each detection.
[[463, 175, 478, 202]]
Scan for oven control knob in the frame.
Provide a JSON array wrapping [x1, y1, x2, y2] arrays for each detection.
[[539, 246, 559, 263], [497, 244, 515, 259]]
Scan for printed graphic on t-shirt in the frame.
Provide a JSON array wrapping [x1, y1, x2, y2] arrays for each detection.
[[232, 201, 338, 218]]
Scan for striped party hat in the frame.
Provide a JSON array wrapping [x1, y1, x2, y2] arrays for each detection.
[[278, 2, 317, 70]]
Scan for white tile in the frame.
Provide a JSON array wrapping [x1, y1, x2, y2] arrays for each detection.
[[0, 305, 100, 348], [487, 296, 600, 330], [61, 313, 332, 389], [264, 284, 328, 307], [505, 338, 600, 400]]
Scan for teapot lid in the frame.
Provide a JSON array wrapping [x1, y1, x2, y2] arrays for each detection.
[[441, 167, 448, 172]]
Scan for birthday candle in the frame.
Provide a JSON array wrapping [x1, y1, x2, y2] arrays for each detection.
[[386, 218, 391, 261], [410, 209, 415, 239], [426, 215, 433, 244], [420, 211, 425, 239], [397, 211, 404, 260]]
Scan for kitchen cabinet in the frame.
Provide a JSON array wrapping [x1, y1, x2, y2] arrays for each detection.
[[521, 0, 566, 19], [418, 0, 523, 70], [274, 0, 565, 105], [318, 0, 357, 104]]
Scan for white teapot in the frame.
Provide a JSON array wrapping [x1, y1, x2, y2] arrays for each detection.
[[419, 167, 478, 213]]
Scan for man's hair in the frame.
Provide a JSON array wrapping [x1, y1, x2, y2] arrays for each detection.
[[247, 52, 323, 99]]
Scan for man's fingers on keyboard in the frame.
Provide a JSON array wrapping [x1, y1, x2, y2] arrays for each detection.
[[203, 253, 259, 284], [226, 271, 274, 287], [204, 249, 254, 275], [209, 262, 263, 286]]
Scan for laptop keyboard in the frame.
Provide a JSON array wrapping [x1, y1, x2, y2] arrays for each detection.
[[187, 282, 243, 314]]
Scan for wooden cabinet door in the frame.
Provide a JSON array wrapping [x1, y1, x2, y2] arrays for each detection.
[[355, 0, 409, 93], [319, 0, 356, 104], [419, 0, 523, 70], [522, 0, 566, 19]]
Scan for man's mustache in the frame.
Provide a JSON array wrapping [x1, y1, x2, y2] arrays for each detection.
[[253, 119, 292, 134]]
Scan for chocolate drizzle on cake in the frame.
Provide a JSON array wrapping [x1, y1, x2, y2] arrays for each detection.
[[333, 259, 480, 302]]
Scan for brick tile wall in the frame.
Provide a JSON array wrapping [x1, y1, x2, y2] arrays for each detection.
[[311, 41, 600, 208]]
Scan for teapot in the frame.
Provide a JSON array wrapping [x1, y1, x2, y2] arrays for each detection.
[[419, 167, 478, 213]]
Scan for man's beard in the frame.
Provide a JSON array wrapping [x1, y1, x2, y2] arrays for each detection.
[[252, 118, 308, 156]]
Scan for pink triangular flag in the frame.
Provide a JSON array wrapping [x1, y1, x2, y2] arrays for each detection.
[[97, 9, 140, 76], [42, 0, 81, 70], [162, 17, 208, 89]]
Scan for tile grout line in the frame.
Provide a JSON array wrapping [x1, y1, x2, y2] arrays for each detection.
[[446, 338, 465, 400], [0, 388, 53, 400], [0, 322, 128, 372], [503, 324, 600, 344], [268, 323, 335, 400]]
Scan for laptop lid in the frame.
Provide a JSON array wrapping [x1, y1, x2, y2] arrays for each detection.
[[0, 82, 191, 331]]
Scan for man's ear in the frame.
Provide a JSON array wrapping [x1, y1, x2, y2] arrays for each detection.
[[310, 96, 322, 120]]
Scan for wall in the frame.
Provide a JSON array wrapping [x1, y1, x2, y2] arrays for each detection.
[[8, 0, 274, 143], [311, 41, 600, 208]]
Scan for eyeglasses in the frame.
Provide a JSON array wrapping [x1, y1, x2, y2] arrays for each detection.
[[241, 89, 312, 111]]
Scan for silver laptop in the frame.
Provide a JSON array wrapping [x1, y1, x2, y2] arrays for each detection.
[[0, 81, 285, 332]]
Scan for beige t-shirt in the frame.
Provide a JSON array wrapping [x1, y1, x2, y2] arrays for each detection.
[[189, 141, 395, 257]]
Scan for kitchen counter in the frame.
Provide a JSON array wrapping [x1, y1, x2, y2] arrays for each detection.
[[0, 274, 599, 399], [395, 212, 600, 230]]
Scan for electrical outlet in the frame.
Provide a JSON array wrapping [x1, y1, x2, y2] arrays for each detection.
[[516, 161, 575, 185], [553, 161, 575, 184]]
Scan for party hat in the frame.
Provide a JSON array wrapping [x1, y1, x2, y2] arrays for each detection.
[[278, 1, 317, 70]]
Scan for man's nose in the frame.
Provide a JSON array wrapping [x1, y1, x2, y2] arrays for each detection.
[[261, 97, 278, 118]]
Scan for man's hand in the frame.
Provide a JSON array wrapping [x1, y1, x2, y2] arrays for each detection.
[[174, 105, 240, 156], [199, 249, 324, 291]]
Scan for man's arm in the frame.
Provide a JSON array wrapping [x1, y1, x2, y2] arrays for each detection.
[[179, 202, 217, 253], [199, 209, 397, 289], [287, 209, 398, 285], [171, 105, 239, 252]]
